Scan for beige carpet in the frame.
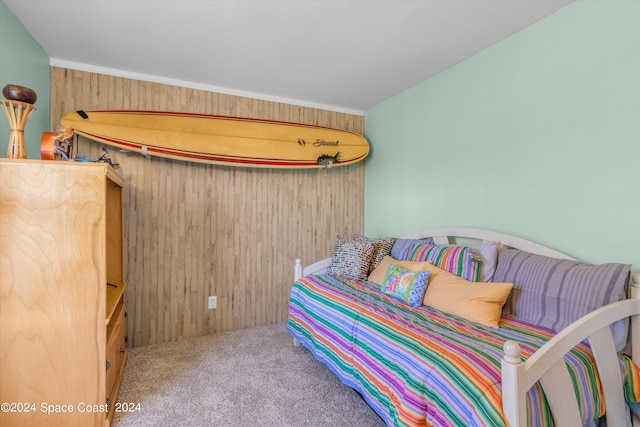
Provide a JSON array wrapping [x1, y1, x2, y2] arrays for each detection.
[[112, 322, 385, 426]]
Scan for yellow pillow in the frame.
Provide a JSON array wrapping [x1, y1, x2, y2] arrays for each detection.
[[421, 263, 513, 328], [368, 255, 432, 285]]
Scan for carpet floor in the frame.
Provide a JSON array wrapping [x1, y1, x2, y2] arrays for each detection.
[[112, 322, 385, 426]]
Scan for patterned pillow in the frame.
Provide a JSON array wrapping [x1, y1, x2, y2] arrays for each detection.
[[391, 238, 434, 260], [402, 243, 483, 282], [381, 264, 430, 308], [494, 247, 631, 349], [327, 237, 375, 281], [353, 234, 396, 274], [367, 255, 432, 286]]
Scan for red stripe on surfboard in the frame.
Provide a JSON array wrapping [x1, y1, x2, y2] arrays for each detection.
[[84, 110, 363, 136], [79, 132, 364, 167]]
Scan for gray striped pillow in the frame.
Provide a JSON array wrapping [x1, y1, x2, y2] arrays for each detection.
[[495, 247, 630, 347]]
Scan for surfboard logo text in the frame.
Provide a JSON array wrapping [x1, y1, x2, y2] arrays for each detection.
[[313, 139, 339, 147]]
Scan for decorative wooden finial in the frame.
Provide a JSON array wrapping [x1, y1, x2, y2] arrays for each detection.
[[503, 340, 522, 365]]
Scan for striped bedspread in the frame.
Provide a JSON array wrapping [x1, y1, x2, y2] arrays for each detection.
[[287, 274, 640, 426]]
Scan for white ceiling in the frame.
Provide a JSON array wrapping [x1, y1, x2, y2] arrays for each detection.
[[5, 0, 573, 115]]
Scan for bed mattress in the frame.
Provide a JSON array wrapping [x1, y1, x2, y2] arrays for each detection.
[[287, 274, 640, 426]]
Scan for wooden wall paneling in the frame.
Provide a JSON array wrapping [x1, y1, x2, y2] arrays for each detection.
[[50, 67, 364, 347]]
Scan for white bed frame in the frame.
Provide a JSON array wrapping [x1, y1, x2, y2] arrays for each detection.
[[293, 227, 640, 427]]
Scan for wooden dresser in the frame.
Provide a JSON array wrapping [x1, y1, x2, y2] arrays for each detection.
[[0, 159, 127, 426]]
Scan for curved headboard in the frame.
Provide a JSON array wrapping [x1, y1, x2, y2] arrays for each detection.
[[295, 227, 576, 280], [402, 227, 575, 260]]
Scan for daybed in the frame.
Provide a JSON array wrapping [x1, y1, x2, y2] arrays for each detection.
[[287, 227, 640, 426]]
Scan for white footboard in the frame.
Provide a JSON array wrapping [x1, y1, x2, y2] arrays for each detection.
[[502, 274, 640, 427]]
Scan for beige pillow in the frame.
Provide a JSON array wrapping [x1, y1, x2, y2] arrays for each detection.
[[421, 263, 513, 328], [368, 255, 432, 285]]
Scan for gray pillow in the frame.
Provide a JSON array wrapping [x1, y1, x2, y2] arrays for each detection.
[[494, 247, 631, 349]]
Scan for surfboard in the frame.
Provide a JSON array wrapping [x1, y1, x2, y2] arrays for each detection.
[[59, 110, 369, 168]]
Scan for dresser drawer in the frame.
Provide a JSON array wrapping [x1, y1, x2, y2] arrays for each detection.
[[106, 301, 126, 399]]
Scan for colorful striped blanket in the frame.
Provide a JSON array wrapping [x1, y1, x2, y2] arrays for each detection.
[[287, 274, 640, 426]]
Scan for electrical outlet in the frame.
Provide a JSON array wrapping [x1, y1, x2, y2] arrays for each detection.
[[208, 296, 217, 309]]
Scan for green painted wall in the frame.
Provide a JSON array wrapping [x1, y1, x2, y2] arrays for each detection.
[[364, 1, 640, 273], [0, 1, 50, 159]]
